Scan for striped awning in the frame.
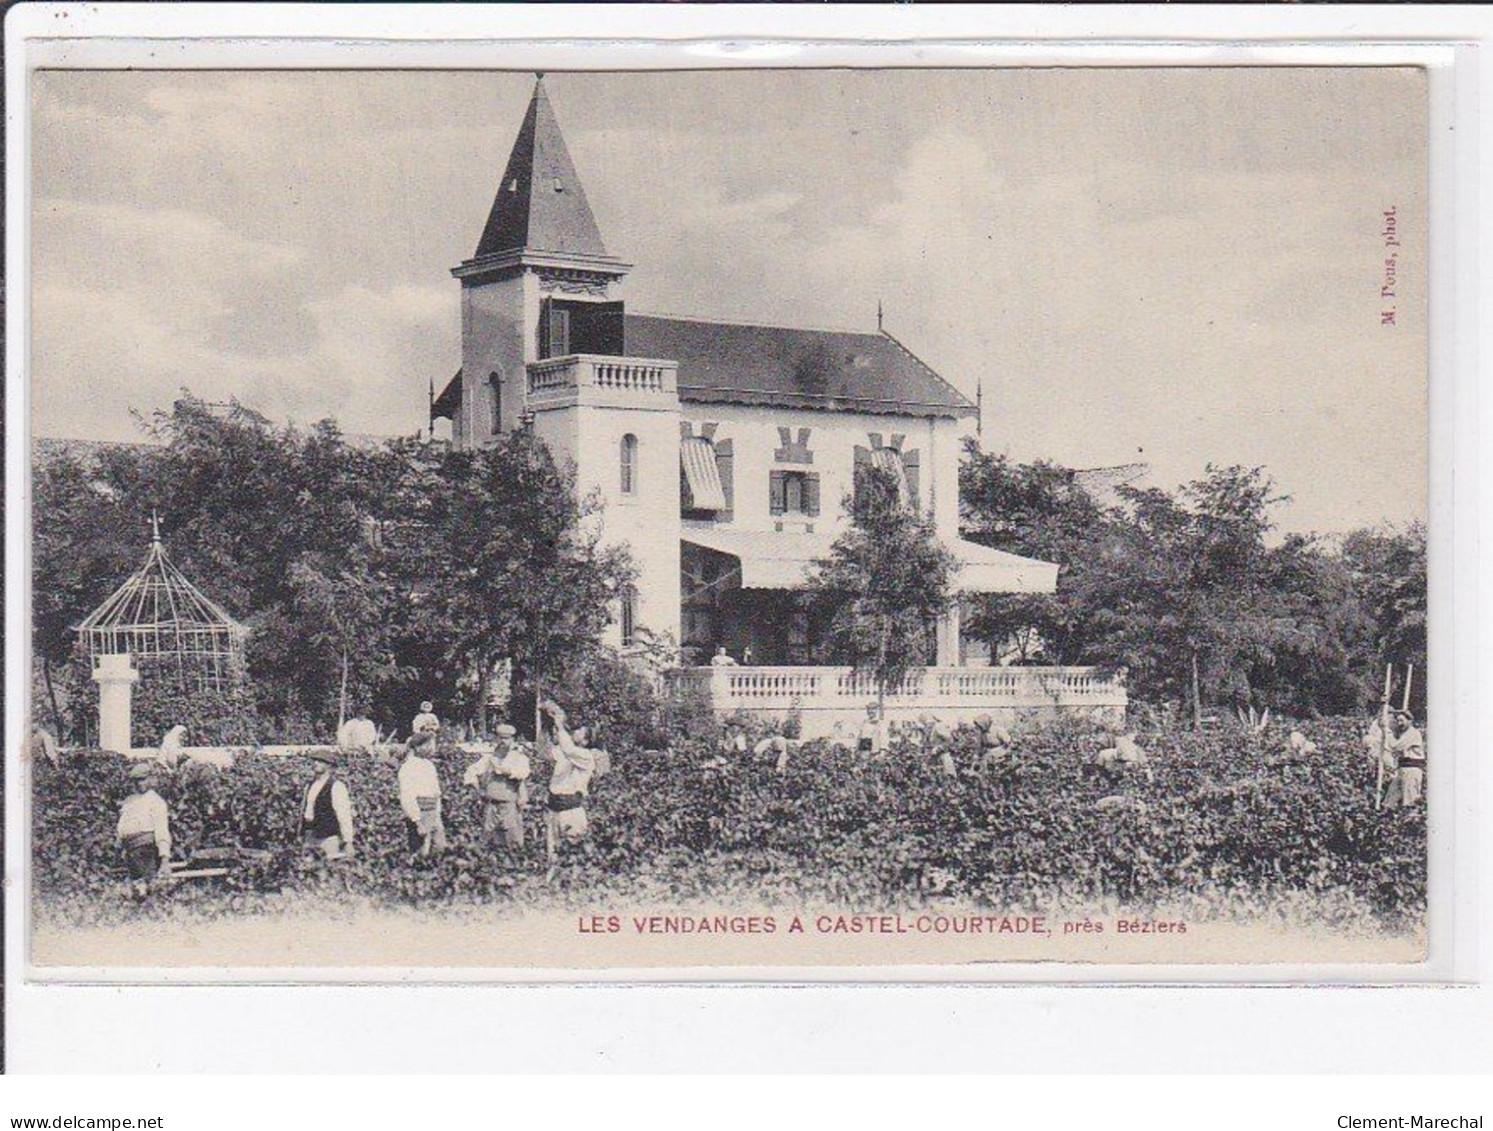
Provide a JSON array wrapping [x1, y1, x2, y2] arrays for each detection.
[[681, 437, 728, 511], [870, 446, 912, 506]]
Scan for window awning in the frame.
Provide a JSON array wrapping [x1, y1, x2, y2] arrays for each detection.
[[681, 528, 1058, 594], [953, 539, 1060, 594], [680, 437, 728, 511]]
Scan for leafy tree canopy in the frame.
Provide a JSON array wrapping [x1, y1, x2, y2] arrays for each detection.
[[805, 463, 959, 702], [33, 394, 633, 742]]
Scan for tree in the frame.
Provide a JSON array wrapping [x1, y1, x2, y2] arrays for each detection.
[[1249, 533, 1377, 716], [805, 463, 959, 706], [959, 443, 1126, 665], [1341, 521, 1428, 714], [388, 428, 636, 733], [32, 394, 634, 742], [1106, 466, 1296, 729]]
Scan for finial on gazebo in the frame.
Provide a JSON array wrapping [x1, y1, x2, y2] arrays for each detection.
[[79, 517, 248, 689]]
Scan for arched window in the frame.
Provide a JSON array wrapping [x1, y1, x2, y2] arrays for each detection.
[[488, 373, 503, 435], [620, 433, 638, 495]]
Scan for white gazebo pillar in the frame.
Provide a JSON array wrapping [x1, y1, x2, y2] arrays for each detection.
[[92, 653, 139, 754], [935, 603, 962, 667]]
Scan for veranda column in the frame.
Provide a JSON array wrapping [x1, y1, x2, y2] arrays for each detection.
[[934, 602, 962, 667], [93, 653, 139, 754]]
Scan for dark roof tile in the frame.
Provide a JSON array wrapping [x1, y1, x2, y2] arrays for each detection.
[[475, 78, 609, 260], [624, 314, 976, 419]]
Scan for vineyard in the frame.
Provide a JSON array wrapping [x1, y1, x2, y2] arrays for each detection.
[[31, 715, 1425, 934]]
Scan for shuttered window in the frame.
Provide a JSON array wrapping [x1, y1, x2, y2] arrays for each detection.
[[869, 447, 913, 509], [621, 589, 638, 645], [546, 306, 571, 359], [902, 449, 921, 510], [771, 470, 820, 516], [540, 298, 624, 358], [715, 439, 734, 521]]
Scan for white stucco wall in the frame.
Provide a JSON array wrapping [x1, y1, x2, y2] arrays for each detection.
[[535, 398, 682, 648], [458, 271, 540, 443], [680, 403, 971, 540]]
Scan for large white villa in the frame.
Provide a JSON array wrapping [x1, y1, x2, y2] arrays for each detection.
[[431, 78, 1125, 734]]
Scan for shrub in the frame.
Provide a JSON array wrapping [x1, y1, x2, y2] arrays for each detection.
[[30, 716, 1425, 932]]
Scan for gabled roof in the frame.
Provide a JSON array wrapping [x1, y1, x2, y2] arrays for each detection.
[[1071, 463, 1148, 509], [432, 368, 462, 420], [474, 77, 610, 260], [624, 314, 977, 420]]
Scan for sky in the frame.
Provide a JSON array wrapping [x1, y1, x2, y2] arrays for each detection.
[[29, 67, 1427, 534]]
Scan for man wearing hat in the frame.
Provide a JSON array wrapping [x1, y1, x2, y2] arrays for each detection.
[[116, 762, 172, 894], [1389, 710, 1426, 807], [973, 713, 1014, 774], [463, 724, 531, 855], [302, 750, 355, 859], [398, 730, 446, 858], [411, 701, 440, 738]]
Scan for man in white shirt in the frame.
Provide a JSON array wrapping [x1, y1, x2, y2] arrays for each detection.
[[158, 724, 188, 767], [463, 724, 531, 854], [411, 701, 441, 737], [302, 750, 355, 859], [539, 700, 598, 880], [973, 713, 1014, 774], [337, 715, 378, 751], [398, 731, 445, 858], [1096, 731, 1152, 783], [116, 762, 171, 894], [710, 647, 738, 667], [919, 714, 957, 777], [1390, 710, 1426, 807]]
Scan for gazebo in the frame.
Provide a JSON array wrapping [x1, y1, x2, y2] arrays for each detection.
[[77, 516, 248, 690]]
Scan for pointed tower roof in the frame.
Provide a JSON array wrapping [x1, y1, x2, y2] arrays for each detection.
[[474, 76, 610, 260]]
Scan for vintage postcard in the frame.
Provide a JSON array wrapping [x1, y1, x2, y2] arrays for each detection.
[[23, 64, 1429, 975]]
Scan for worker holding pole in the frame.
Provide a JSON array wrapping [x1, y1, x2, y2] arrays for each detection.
[[1367, 665, 1395, 809], [1390, 665, 1425, 807]]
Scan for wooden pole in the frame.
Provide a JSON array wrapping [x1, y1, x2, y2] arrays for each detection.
[[1402, 664, 1414, 714], [1190, 650, 1203, 733], [337, 645, 349, 732], [1375, 664, 1392, 809]]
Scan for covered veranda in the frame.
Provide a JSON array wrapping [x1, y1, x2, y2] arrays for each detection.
[[679, 527, 1059, 668]]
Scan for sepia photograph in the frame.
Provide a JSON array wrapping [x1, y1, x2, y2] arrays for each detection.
[[23, 64, 1429, 974]]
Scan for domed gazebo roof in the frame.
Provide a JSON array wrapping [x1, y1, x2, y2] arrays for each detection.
[[77, 516, 248, 687]]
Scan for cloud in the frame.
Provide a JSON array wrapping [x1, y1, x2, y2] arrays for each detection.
[[31, 195, 453, 440], [29, 69, 1426, 533]]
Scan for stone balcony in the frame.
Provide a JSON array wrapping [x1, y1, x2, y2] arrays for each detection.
[[526, 354, 679, 408], [667, 665, 1127, 737]]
